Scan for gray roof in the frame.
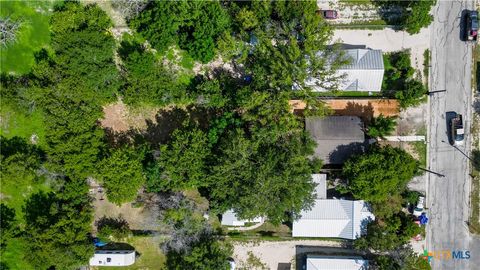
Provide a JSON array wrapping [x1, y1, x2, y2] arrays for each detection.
[[341, 49, 384, 70], [306, 116, 366, 164]]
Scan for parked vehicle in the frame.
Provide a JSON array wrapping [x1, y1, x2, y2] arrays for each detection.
[[450, 113, 465, 145], [413, 196, 425, 217], [317, 10, 338, 19], [465, 10, 478, 41]]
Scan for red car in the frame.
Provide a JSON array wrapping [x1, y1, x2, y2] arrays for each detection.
[[317, 10, 338, 19]]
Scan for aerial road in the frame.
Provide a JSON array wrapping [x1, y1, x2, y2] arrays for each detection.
[[427, 0, 480, 269]]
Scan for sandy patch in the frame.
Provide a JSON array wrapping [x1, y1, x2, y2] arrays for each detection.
[[100, 100, 160, 132], [233, 240, 343, 270]]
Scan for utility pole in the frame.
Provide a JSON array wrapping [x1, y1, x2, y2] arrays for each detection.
[[419, 167, 446, 178], [426, 89, 446, 95]]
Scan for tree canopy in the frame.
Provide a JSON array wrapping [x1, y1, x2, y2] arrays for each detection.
[[98, 146, 145, 205], [22, 180, 94, 269], [130, 0, 231, 63]]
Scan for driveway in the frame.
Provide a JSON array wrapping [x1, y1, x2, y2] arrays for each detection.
[[331, 28, 430, 80], [427, 0, 480, 269], [233, 240, 344, 270]]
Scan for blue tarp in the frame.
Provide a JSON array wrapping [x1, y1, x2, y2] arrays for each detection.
[[419, 213, 429, 225], [93, 238, 107, 247]]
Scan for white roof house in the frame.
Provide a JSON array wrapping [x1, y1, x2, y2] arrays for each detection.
[[306, 49, 384, 92], [89, 250, 136, 267], [306, 255, 368, 270], [292, 199, 374, 239], [221, 209, 264, 226], [293, 174, 374, 239]]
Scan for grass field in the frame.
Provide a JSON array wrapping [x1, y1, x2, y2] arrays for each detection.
[[0, 0, 54, 74], [0, 104, 46, 147], [95, 236, 166, 270]]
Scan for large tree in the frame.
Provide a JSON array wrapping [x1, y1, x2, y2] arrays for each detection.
[[342, 145, 418, 205], [118, 34, 188, 107], [165, 236, 232, 270], [146, 127, 210, 192], [130, 0, 231, 63], [26, 2, 120, 179], [22, 180, 94, 269], [204, 93, 321, 224], [98, 146, 145, 205]]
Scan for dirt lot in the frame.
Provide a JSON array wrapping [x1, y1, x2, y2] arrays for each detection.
[[233, 240, 344, 270]]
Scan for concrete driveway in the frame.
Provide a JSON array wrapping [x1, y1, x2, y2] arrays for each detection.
[[427, 0, 480, 269]]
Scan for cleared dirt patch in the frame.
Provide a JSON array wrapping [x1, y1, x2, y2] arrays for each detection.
[[100, 100, 160, 132]]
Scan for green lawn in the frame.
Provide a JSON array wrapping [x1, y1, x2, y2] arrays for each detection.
[[0, 104, 46, 147], [412, 141, 427, 169], [0, 0, 54, 74], [96, 236, 166, 270]]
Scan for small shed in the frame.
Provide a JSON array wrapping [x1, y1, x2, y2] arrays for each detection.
[[89, 250, 136, 267], [221, 209, 263, 226]]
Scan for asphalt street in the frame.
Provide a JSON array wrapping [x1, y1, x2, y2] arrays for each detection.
[[427, 0, 480, 269]]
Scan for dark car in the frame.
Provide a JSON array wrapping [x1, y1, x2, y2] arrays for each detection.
[[465, 10, 478, 41], [317, 10, 338, 19]]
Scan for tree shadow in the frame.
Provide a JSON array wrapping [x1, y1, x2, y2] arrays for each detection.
[[103, 106, 217, 148], [372, 1, 405, 30], [329, 142, 368, 165], [23, 191, 58, 230], [96, 216, 130, 232], [335, 101, 375, 124], [97, 242, 135, 251]]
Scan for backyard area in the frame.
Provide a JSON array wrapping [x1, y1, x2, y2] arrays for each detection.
[[0, 1, 53, 74]]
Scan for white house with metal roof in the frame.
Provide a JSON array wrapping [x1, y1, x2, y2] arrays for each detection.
[[305, 255, 368, 270], [221, 209, 264, 226], [306, 48, 384, 92], [292, 175, 375, 239], [89, 250, 136, 267]]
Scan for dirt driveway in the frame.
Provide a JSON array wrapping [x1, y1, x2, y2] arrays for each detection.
[[233, 240, 344, 270], [332, 28, 430, 80]]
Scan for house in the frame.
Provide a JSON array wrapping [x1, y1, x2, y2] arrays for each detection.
[[89, 250, 136, 267], [305, 48, 384, 92], [305, 255, 368, 270], [221, 209, 264, 226], [292, 175, 375, 240], [306, 116, 367, 164], [292, 199, 374, 239]]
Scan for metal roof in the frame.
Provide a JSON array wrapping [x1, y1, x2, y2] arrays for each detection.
[[342, 49, 384, 70], [221, 209, 263, 226], [89, 250, 136, 266], [306, 255, 369, 270], [292, 199, 374, 239], [305, 49, 384, 92]]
